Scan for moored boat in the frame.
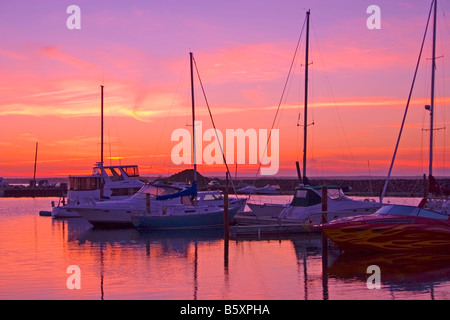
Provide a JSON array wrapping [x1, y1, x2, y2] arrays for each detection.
[[70, 182, 245, 228], [319, 204, 450, 253], [49, 86, 145, 218], [236, 184, 381, 227], [69, 52, 247, 229], [320, 0, 450, 254], [241, 10, 381, 224], [51, 163, 145, 218], [131, 201, 241, 230]]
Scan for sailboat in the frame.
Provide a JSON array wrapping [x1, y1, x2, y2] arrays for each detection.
[[239, 10, 381, 225], [131, 52, 246, 229], [50, 86, 145, 218], [320, 0, 450, 253], [69, 53, 246, 229]]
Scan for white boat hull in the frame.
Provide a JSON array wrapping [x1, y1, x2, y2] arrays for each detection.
[[51, 206, 82, 218], [74, 207, 136, 228], [74, 198, 247, 228]]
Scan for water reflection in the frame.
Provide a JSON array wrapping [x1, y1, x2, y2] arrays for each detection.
[[81, 225, 224, 300], [291, 234, 324, 300], [47, 216, 450, 300], [327, 250, 450, 299]]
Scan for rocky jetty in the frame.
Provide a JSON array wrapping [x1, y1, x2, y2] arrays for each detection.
[[156, 170, 450, 198]]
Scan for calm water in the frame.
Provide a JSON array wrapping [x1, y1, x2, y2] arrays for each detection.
[[1, 196, 449, 301]]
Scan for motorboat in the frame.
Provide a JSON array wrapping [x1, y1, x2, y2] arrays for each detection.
[[51, 162, 145, 218], [236, 184, 381, 227], [319, 204, 450, 253], [278, 185, 381, 222], [320, 0, 450, 253]]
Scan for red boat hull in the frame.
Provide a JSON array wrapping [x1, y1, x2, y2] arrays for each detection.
[[320, 214, 450, 253]]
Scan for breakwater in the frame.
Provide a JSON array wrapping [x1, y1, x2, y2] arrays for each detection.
[[234, 177, 450, 197], [158, 170, 450, 198]]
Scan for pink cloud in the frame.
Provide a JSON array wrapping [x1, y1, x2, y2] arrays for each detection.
[[41, 46, 97, 70]]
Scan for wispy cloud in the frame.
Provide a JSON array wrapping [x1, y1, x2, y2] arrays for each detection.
[[41, 46, 97, 71]]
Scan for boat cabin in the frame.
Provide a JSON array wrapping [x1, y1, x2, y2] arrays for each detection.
[[290, 185, 347, 207], [93, 164, 140, 181], [69, 176, 102, 191], [68, 164, 143, 198]]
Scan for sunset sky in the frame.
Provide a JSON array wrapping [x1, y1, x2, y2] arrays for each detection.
[[0, 0, 449, 179]]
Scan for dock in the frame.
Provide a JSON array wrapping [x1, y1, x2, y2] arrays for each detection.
[[229, 222, 320, 239], [0, 185, 66, 197]]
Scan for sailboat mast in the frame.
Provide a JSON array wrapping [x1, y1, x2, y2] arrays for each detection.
[[302, 10, 310, 185], [101, 85, 104, 167], [429, 0, 437, 177], [190, 52, 198, 183], [100, 85, 105, 200]]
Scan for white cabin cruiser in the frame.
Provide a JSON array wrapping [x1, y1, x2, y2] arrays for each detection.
[[236, 184, 381, 226], [51, 163, 145, 218]]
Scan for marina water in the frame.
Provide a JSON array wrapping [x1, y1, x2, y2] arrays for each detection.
[[1, 196, 449, 300]]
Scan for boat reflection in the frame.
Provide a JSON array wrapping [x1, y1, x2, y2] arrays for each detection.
[[78, 227, 225, 255], [327, 250, 450, 298], [80, 223, 225, 300], [48, 215, 449, 300]]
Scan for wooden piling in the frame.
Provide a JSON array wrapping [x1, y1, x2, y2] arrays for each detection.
[[224, 172, 229, 239], [321, 185, 328, 224], [146, 193, 150, 213]]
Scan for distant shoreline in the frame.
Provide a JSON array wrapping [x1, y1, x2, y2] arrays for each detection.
[[3, 175, 449, 198]]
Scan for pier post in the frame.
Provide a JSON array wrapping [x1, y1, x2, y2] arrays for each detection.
[[423, 174, 428, 199], [224, 172, 230, 272], [224, 172, 229, 238], [146, 193, 150, 213], [321, 185, 329, 300], [321, 185, 328, 223]]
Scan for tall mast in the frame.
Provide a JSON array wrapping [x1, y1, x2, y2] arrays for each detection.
[[429, 0, 437, 178], [379, 1, 435, 203], [302, 10, 310, 185], [100, 85, 105, 200], [100, 85, 104, 168], [190, 52, 198, 183]]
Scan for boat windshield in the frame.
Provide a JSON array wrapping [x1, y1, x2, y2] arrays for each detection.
[[327, 188, 346, 200], [378, 205, 448, 220], [122, 166, 139, 177], [103, 167, 123, 181], [93, 165, 139, 181], [291, 188, 321, 207]]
